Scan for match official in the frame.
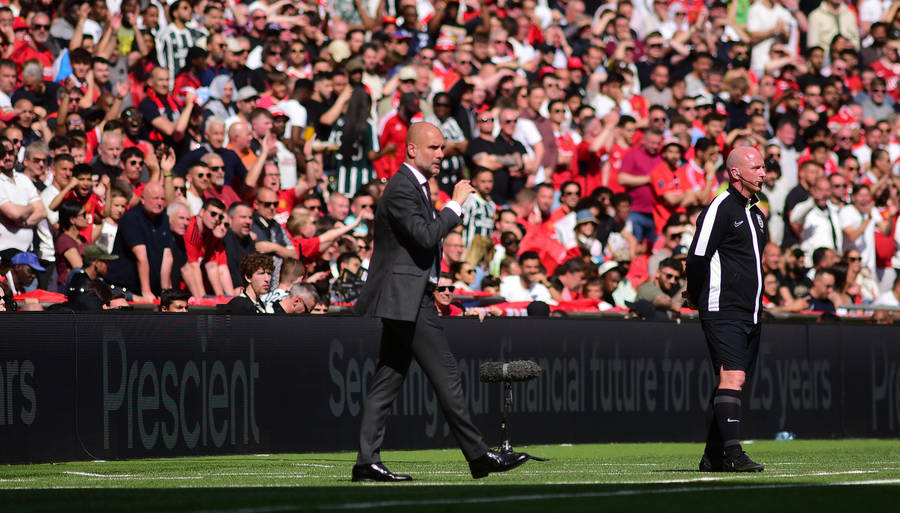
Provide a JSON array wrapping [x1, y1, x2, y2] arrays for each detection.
[[352, 122, 529, 482], [685, 147, 767, 472]]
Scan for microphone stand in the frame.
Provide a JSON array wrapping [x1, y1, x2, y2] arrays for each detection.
[[497, 380, 548, 461]]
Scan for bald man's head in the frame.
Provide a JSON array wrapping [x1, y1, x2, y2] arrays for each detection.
[[406, 122, 444, 178], [726, 146, 765, 197], [141, 181, 167, 216]]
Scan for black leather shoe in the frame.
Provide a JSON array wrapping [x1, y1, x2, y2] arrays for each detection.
[[351, 462, 413, 482], [699, 453, 724, 472], [469, 450, 529, 479]]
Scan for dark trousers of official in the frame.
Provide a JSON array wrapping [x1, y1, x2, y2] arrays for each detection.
[[357, 293, 489, 464]]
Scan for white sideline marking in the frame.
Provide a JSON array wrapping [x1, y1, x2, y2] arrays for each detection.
[[62, 471, 136, 478]]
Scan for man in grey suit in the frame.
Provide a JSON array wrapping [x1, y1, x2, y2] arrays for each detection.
[[352, 122, 529, 482]]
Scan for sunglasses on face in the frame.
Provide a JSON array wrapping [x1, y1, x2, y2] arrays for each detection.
[[259, 201, 278, 208], [210, 165, 225, 171], [208, 211, 225, 220], [436, 285, 456, 293], [174, 186, 187, 193], [847, 256, 861, 262], [127, 159, 141, 166], [195, 172, 211, 179], [662, 272, 681, 280], [307, 204, 322, 210], [478, 117, 493, 123], [32, 24, 49, 31]]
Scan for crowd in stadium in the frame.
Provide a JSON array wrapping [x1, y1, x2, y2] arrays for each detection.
[[2, 0, 900, 319]]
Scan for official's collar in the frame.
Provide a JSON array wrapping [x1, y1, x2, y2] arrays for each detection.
[[404, 162, 428, 186]]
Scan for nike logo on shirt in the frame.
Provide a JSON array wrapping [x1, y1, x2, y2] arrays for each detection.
[[733, 220, 744, 228], [726, 418, 740, 423]]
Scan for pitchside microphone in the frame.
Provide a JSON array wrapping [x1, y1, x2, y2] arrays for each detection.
[[479, 361, 542, 383], [479, 360, 547, 461]]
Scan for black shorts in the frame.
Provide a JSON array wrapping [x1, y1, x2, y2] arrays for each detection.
[[701, 319, 761, 373]]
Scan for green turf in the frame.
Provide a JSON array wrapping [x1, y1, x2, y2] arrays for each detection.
[[1, 440, 898, 512]]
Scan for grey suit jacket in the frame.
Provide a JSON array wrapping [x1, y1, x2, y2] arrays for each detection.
[[355, 165, 461, 321]]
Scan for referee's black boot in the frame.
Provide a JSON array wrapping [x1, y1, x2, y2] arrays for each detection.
[[722, 451, 764, 472], [351, 462, 413, 482], [469, 450, 529, 479], [699, 453, 724, 472]]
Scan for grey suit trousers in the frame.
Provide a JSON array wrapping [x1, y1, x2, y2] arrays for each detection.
[[356, 292, 489, 464]]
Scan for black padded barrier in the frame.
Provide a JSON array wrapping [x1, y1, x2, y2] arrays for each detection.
[[1, 314, 898, 463]]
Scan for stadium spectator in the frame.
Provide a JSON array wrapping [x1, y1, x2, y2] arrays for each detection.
[[222, 202, 256, 294], [261, 257, 306, 306], [224, 253, 274, 314], [5, 251, 43, 294], [636, 257, 686, 318], [500, 251, 552, 302], [66, 243, 118, 299], [0, 137, 45, 253], [618, 126, 663, 242], [54, 200, 89, 289], [805, 268, 839, 313], [159, 288, 190, 312], [105, 182, 172, 302]]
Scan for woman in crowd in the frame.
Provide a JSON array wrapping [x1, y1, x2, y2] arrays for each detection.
[[55, 200, 90, 291]]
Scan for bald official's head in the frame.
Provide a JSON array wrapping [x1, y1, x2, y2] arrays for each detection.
[[726, 146, 765, 198], [406, 122, 444, 178]]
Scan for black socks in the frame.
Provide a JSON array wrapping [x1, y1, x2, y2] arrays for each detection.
[[713, 388, 743, 458]]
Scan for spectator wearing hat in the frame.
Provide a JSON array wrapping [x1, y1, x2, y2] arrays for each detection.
[[571, 209, 604, 259], [5, 251, 44, 294], [0, 138, 45, 253], [65, 243, 118, 298], [224, 86, 259, 133], [598, 260, 626, 309], [650, 138, 693, 234]]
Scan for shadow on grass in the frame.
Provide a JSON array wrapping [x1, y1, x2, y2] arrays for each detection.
[[2, 483, 900, 513]]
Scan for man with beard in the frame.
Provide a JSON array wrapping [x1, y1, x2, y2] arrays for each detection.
[[120, 107, 155, 161], [251, 187, 294, 288], [636, 256, 686, 317]]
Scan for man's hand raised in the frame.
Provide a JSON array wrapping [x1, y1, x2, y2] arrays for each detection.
[[451, 179, 475, 205]]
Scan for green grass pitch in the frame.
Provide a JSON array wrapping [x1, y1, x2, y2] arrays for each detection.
[[1, 440, 898, 512]]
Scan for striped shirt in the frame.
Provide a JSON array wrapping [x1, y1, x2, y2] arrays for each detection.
[[156, 24, 197, 79], [328, 117, 379, 196], [461, 193, 496, 246], [425, 115, 466, 193]]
